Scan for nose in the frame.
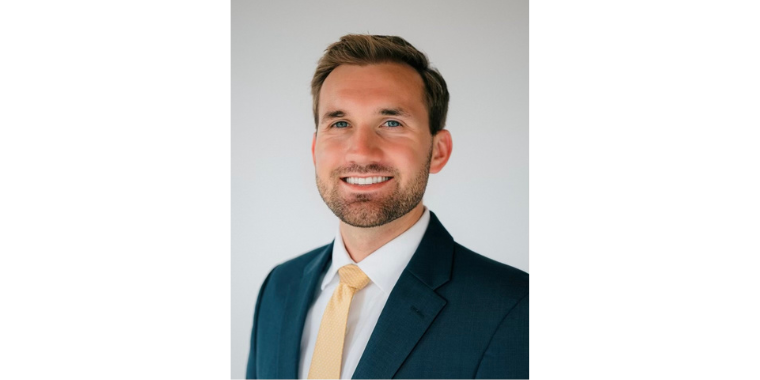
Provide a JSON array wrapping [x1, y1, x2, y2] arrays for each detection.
[[345, 125, 382, 164]]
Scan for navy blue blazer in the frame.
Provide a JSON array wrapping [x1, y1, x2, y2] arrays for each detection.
[[246, 212, 528, 379]]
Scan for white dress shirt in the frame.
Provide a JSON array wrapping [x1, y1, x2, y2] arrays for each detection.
[[298, 207, 431, 379]]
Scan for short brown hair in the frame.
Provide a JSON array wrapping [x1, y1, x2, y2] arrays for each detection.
[[311, 34, 449, 135]]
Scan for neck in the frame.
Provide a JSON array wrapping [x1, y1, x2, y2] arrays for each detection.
[[340, 203, 425, 263]]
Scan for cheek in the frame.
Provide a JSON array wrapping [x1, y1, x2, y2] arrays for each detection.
[[389, 147, 426, 173], [314, 144, 339, 171]]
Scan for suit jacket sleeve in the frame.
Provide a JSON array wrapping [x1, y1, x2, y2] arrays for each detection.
[[475, 293, 529, 379], [246, 268, 275, 379]]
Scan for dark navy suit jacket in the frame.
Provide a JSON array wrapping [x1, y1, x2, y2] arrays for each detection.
[[246, 212, 529, 379]]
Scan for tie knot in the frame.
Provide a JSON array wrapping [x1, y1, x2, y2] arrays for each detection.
[[338, 264, 370, 290]]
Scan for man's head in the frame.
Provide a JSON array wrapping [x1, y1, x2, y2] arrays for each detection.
[[311, 34, 449, 136], [311, 35, 452, 228]]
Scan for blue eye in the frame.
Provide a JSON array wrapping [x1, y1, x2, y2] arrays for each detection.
[[333, 121, 349, 128], [384, 120, 401, 127]]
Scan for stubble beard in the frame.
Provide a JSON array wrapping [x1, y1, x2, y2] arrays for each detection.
[[316, 146, 432, 228]]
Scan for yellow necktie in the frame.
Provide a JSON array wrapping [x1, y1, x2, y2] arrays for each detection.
[[308, 264, 370, 379]]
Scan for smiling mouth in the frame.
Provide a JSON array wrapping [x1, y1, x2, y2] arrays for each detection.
[[340, 176, 393, 186]]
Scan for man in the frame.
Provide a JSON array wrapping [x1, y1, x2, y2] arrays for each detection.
[[247, 35, 528, 379]]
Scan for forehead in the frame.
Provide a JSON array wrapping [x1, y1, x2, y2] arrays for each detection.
[[319, 63, 427, 116]]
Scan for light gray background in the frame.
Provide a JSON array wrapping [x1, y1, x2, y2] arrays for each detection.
[[231, 0, 527, 377]]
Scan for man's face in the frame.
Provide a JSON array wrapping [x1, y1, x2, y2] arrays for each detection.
[[312, 63, 448, 228]]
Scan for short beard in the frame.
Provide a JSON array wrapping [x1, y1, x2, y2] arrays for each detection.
[[316, 145, 432, 228]]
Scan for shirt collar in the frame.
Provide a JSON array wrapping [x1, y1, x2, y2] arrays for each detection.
[[321, 207, 431, 293]]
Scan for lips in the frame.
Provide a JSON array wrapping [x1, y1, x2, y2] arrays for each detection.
[[340, 176, 394, 189], [343, 176, 392, 185]]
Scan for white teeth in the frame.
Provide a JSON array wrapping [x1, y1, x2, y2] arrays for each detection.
[[346, 176, 390, 185]]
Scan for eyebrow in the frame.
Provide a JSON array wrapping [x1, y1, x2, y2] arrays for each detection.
[[378, 107, 410, 117], [322, 110, 345, 121]]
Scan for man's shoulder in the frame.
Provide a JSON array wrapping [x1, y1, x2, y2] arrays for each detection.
[[449, 242, 529, 300], [276, 243, 330, 272], [263, 242, 332, 293]]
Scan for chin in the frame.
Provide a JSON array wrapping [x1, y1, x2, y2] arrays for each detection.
[[338, 203, 390, 228]]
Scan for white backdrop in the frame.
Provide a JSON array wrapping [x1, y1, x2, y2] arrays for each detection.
[[231, 0, 527, 377]]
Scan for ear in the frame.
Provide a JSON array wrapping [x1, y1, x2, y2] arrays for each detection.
[[311, 132, 317, 166], [429, 129, 452, 174]]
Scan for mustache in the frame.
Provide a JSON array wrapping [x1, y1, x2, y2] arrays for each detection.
[[332, 163, 397, 176]]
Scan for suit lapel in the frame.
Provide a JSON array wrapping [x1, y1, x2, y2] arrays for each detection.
[[276, 242, 332, 379], [352, 212, 455, 379]]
